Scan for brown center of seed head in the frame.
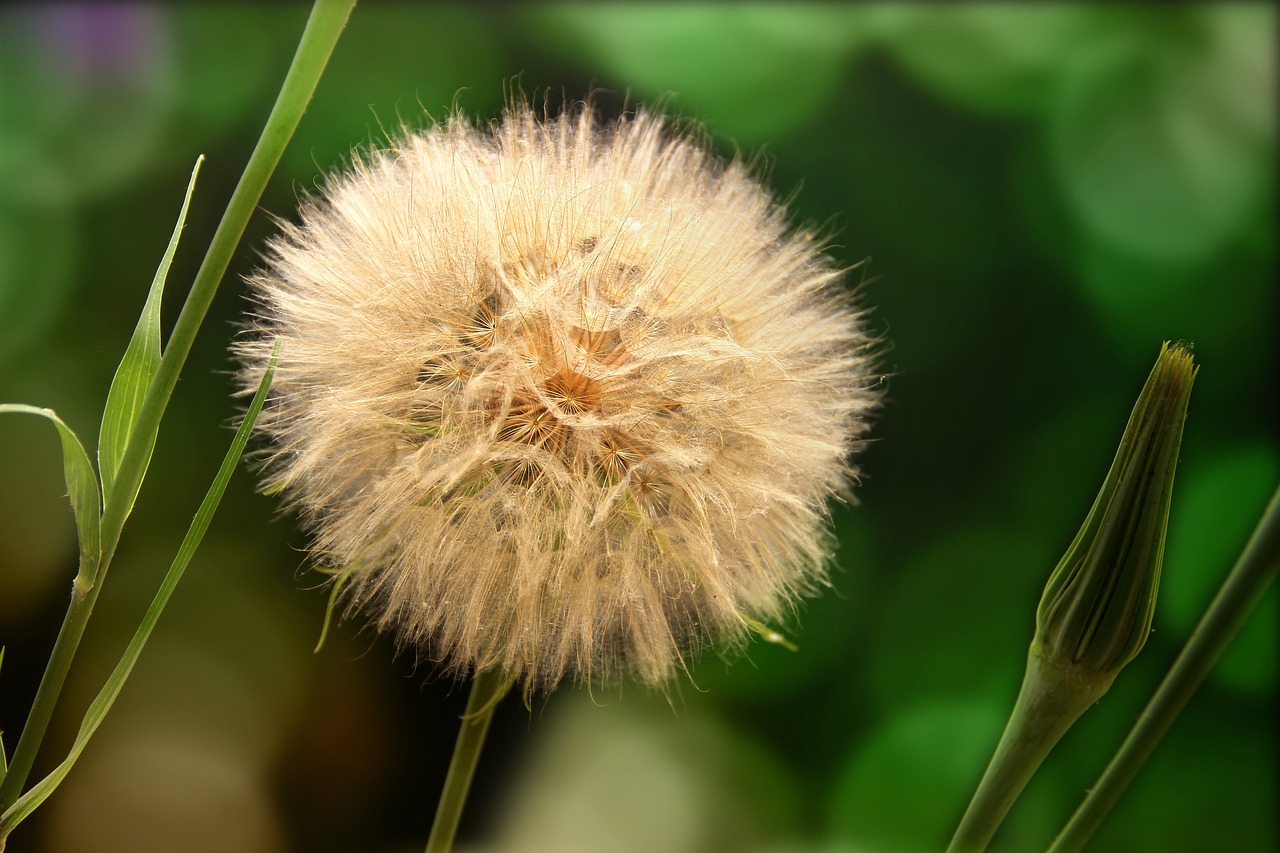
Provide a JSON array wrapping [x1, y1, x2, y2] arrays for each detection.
[[493, 316, 615, 458], [418, 253, 661, 493]]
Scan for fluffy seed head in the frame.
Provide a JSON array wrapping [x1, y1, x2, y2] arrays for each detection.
[[237, 102, 878, 691]]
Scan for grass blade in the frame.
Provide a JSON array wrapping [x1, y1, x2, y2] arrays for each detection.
[[0, 405, 102, 589], [0, 3, 353, 821], [1, 647, 7, 780], [0, 2, 353, 819], [0, 343, 280, 835], [98, 156, 204, 510]]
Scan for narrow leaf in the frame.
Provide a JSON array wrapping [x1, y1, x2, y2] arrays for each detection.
[[98, 156, 204, 507], [0, 341, 280, 834], [742, 615, 800, 652], [1, 646, 8, 779], [0, 405, 102, 588]]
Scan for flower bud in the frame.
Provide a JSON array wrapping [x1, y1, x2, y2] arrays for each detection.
[[1034, 342, 1197, 685], [949, 343, 1197, 853]]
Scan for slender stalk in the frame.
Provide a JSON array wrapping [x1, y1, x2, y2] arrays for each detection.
[[1048, 483, 1280, 853], [0, 346, 281, 838], [946, 652, 1111, 852], [425, 669, 513, 853], [100, 0, 352, 562], [0, 0, 355, 815]]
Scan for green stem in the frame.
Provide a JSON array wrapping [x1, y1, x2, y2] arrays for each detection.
[[0, 345, 281, 838], [946, 651, 1112, 853], [0, 0, 354, 816], [425, 669, 513, 853], [1047, 483, 1280, 853]]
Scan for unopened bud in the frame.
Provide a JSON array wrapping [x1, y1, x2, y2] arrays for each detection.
[[1034, 342, 1197, 686]]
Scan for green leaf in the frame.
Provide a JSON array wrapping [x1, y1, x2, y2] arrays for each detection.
[[98, 156, 203, 509], [1, 646, 7, 780], [0, 405, 102, 589], [741, 615, 799, 652], [314, 565, 356, 654], [0, 341, 280, 835]]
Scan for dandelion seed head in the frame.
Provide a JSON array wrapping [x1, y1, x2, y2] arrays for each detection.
[[237, 101, 879, 691]]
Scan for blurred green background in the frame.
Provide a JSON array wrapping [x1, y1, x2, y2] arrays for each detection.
[[1, 4, 1275, 852]]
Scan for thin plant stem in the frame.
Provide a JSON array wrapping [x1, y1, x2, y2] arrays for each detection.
[[945, 652, 1110, 853], [0, 345, 282, 838], [1048, 483, 1280, 853], [0, 0, 355, 815], [425, 669, 513, 853]]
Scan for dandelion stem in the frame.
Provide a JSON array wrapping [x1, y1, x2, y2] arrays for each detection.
[[425, 669, 512, 853], [0, 0, 354, 821], [1047, 483, 1280, 852]]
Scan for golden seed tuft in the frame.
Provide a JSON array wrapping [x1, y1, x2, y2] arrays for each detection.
[[236, 101, 879, 691]]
